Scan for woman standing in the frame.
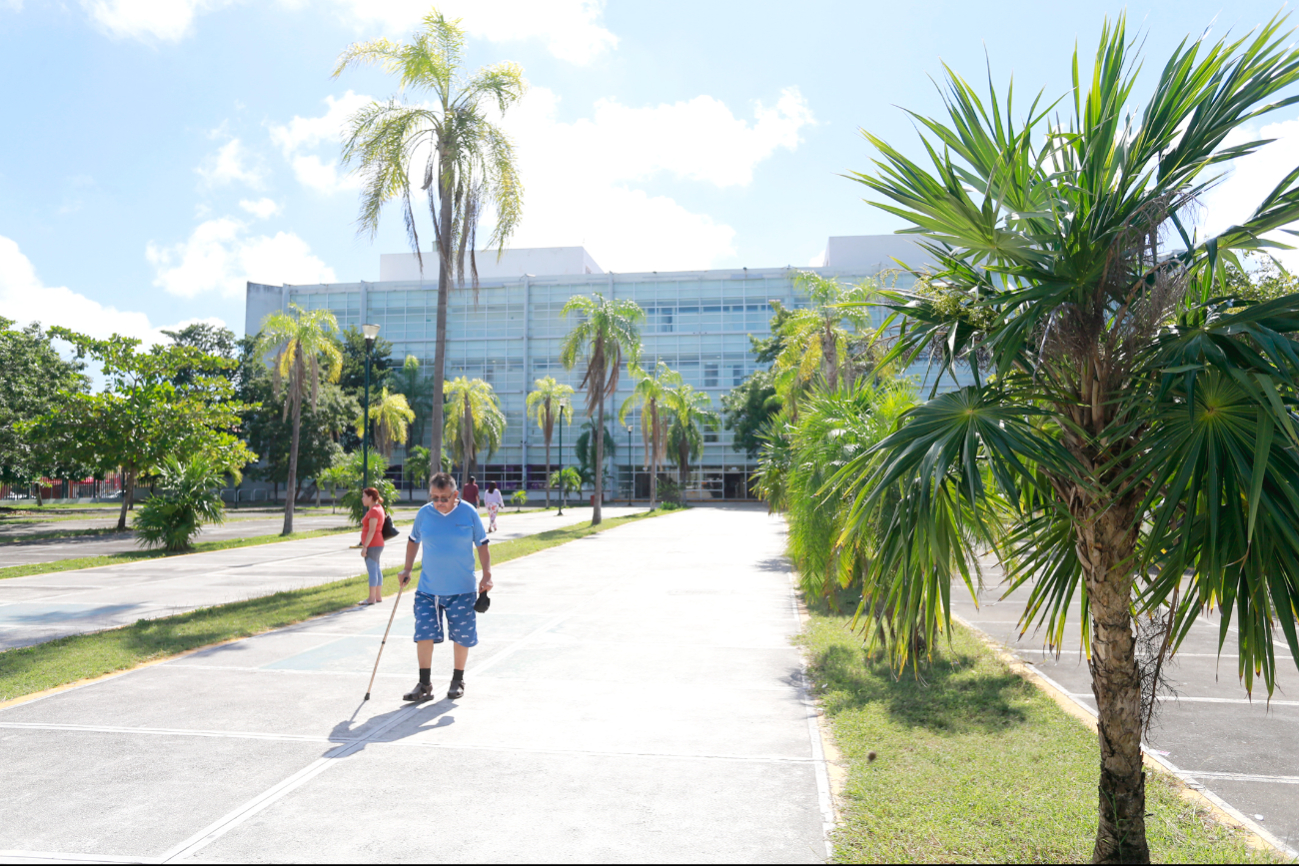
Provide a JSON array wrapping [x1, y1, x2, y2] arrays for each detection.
[[483, 481, 504, 533], [359, 487, 386, 605]]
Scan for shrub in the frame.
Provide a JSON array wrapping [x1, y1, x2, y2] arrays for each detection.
[[340, 477, 399, 525], [656, 477, 685, 507], [510, 490, 528, 511], [134, 456, 226, 552]]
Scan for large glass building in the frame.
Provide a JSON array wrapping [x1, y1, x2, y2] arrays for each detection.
[[244, 235, 953, 500]]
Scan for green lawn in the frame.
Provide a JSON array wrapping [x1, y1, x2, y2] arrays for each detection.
[[0, 510, 656, 702], [802, 609, 1276, 864]]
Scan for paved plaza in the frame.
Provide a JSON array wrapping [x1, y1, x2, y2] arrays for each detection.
[[954, 563, 1299, 855], [0, 507, 639, 650], [0, 506, 830, 863]]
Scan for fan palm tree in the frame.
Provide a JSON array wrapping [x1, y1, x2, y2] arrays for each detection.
[[443, 376, 506, 485], [355, 387, 416, 458], [525, 376, 574, 508], [257, 304, 342, 534], [664, 382, 720, 487], [334, 9, 525, 480], [848, 16, 1299, 862], [559, 293, 644, 525], [619, 361, 682, 507]]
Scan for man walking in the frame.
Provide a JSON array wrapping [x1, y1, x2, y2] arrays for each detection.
[[462, 475, 480, 508], [399, 472, 492, 702]]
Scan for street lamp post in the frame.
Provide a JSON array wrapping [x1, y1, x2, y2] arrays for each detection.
[[557, 406, 565, 517], [361, 323, 381, 492], [626, 424, 633, 506]]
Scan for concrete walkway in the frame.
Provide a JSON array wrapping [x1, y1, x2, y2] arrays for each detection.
[[955, 560, 1299, 855], [0, 507, 640, 650], [0, 506, 830, 863]]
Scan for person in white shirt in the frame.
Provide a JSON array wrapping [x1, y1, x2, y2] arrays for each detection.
[[483, 481, 505, 533]]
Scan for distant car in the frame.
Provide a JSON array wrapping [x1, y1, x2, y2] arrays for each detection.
[[3, 491, 32, 500], [98, 491, 124, 501]]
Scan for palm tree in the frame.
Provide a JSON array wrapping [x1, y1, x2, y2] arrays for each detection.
[[848, 17, 1299, 862], [525, 376, 574, 508], [664, 382, 720, 487], [334, 10, 525, 481], [442, 376, 506, 485], [390, 355, 432, 449], [770, 272, 877, 417], [355, 387, 415, 458], [257, 304, 342, 534], [619, 361, 681, 507], [559, 293, 644, 525]]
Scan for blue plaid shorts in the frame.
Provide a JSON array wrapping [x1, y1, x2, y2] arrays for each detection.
[[412, 591, 478, 646]]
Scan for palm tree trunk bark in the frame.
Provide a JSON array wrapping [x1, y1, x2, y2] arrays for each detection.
[[1078, 504, 1148, 864], [544, 438, 551, 508], [283, 394, 301, 535], [593, 400, 604, 525], [428, 170, 454, 481]]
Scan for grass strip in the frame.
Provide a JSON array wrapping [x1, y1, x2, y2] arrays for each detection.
[[0, 524, 381, 581], [802, 608, 1276, 864], [0, 527, 134, 544], [0, 510, 657, 702]]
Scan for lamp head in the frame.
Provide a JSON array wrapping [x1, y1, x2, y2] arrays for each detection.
[[361, 323, 381, 342]]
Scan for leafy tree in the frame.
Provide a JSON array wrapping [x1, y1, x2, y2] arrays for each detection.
[[721, 368, 781, 461], [849, 16, 1299, 861], [356, 386, 415, 458], [443, 376, 506, 484], [0, 318, 88, 502], [256, 304, 343, 535], [619, 361, 680, 507], [134, 455, 226, 552], [337, 325, 393, 398], [322, 449, 399, 524], [335, 9, 526, 478], [26, 330, 255, 530], [560, 293, 644, 524], [663, 383, 719, 486], [163, 323, 237, 359], [525, 376, 574, 508], [1222, 253, 1299, 303]]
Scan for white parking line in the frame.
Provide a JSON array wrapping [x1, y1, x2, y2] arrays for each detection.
[[1183, 771, 1299, 785]]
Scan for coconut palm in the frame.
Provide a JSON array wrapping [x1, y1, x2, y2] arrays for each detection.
[[770, 273, 877, 416], [443, 376, 506, 485], [334, 10, 525, 480], [559, 293, 645, 525], [619, 361, 682, 508], [257, 304, 342, 535], [848, 16, 1299, 861], [390, 355, 432, 448], [355, 387, 416, 458], [525, 376, 574, 508], [664, 382, 720, 487]]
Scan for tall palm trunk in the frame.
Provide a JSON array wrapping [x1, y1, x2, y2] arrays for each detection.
[[460, 392, 474, 487], [593, 398, 604, 525], [544, 433, 552, 508], [428, 158, 454, 481], [678, 440, 689, 485], [648, 401, 659, 508], [1076, 499, 1147, 863], [283, 387, 302, 535]]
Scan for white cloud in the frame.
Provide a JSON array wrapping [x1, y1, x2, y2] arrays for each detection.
[[82, 0, 237, 42], [496, 86, 814, 271], [239, 197, 282, 219], [197, 138, 266, 189], [319, 0, 616, 64], [268, 91, 372, 195], [147, 217, 336, 298], [0, 234, 201, 345], [1197, 116, 1299, 269]]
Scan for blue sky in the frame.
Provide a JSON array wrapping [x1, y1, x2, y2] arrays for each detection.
[[2, 0, 1298, 342]]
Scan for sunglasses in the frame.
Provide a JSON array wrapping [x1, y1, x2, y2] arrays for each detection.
[[430, 494, 456, 503]]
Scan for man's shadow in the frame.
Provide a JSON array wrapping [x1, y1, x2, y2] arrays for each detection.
[[324, 699, 456, 756]]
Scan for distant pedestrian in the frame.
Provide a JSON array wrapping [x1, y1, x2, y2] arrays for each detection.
[[399, 472, 492, 702], [359, 487, 386, 606], [483, 481, 504, 532], [462, 475, 480, 508]]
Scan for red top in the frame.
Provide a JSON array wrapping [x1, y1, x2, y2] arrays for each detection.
[[362, 505, 385, 547], [462, 482, 479, 506]]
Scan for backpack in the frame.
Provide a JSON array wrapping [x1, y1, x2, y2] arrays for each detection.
[[381, 513, 400, 540]]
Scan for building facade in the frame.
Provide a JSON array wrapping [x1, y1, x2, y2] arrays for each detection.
[[244, 235, 951, 501]]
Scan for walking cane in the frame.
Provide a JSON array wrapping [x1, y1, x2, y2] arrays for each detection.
[[364, 576, 407, 701]]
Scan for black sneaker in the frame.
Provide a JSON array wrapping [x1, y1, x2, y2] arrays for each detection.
[[447, 679, 465, 700], [403, 682, 434, 702]]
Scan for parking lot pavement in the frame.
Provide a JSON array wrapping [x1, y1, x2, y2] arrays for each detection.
[[0, 506, 831, 863], [953, 560, 1299, 855], [0, 507, 642, 651]]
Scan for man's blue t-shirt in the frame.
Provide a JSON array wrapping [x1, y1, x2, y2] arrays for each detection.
[[409, 500, 487, 595]]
